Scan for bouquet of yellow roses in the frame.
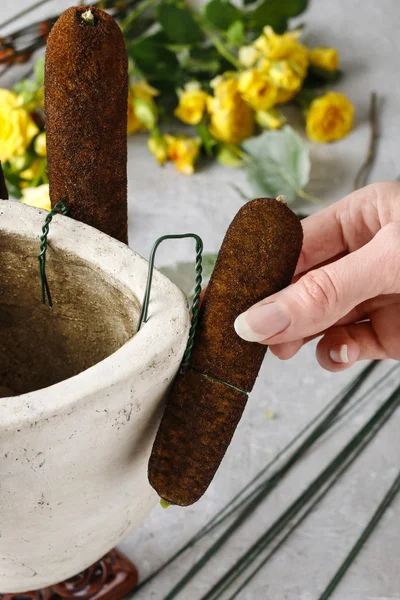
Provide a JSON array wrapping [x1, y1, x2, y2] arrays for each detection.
[[0, 0, 354, 209]]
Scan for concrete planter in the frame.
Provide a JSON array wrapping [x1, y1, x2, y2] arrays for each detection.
[[0, 200, 190, 592]]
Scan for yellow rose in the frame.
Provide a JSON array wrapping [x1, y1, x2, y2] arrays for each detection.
[[20, 183, 50, 210], [308, 48, 339, 72], [269, 61, 303, 91], [127, 81, 159, 134], [255, 26, 308, 75], [0, 89, 39, 162], [256, 108, 286, 130], [174, 87, 209, 125], [131, 80, 159, 100], [238, 69, 278, 111], [207, 79, 255, 144], [34, 132, 46, 157], [306, 92, 354, 143], [165, 135, 201, 175], [238, 45, 260, 68], [148, 134, 169, 165]]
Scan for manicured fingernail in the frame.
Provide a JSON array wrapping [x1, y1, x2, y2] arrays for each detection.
[[234, 303, 291, 342], [329, 344, 349, 364]]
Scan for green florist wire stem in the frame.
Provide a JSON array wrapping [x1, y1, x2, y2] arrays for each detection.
[[38, 200, 69, 308], [318, 468, 400, 600], [136, 233, 203, 372], [201, 383, 400, 600], [131, 361, 400, 597], [161, 363, 380, 600]]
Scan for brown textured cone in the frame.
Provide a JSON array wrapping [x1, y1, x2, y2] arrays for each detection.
[[45, 6, 128, 243], [190, 198, 303, 392], [0, 162, 8, 199], [149, 198, 303, 505], [148, 369, 247, 506]]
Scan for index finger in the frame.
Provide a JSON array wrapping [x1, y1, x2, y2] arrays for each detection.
[[294, 184, 381, 276]]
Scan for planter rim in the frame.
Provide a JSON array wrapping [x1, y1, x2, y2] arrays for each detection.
[[0, 200, 190, 427]]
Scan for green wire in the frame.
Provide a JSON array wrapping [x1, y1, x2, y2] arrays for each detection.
[[318, 468, 400, 600], [200, 384, 400, 600], [161, 363, 381, 600], [38, 200, 69, 307], [136, 234, 203, 373], [221, 396, 400, 600], [131, 362, 397, 598]]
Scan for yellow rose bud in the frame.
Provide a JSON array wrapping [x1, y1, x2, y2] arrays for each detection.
[[308, 48, 339, 72], [256, 108, 286, 130], [255, 26, 309, 75], [127, 81, 159, 134], [217, 144, 244, 167], [207, 79, 255, 144], [174, 88, 209, 125], [131, 80, 159, 100], [306, 92, 354, 143], [8, 153, 31, 172], [0, 89, 39, 162], [238, 69, 278, 111], [20, 158, 45, 183], [20, 183, 50, 211], [269, 61, 303, 91], [148, 134, 168, 165], [34, 132, 46, 157], [165, 135, 201, 175], [238, 45, 260, 68]]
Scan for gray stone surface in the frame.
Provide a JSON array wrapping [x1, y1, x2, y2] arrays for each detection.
[[1, 0, 400, 598]]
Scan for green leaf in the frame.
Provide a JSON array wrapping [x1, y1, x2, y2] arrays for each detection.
[[303, 67, 344, 89], [196, 123, 218, 156], [128, 36, 179, 81], [133, 97, 158, 129], [226, 20, 245, 46], [243, 0, 258, 5], [2, 163, 23, 199], [184, 46, 221, 75], [249, 0, 308, 33], [249, 0, 288, 33], [283, 0, 308, 17], [204, 0, 242, 31], [242, 126, 310, 202], [34, 55, 45, 85], [158, 4, 204, 44]]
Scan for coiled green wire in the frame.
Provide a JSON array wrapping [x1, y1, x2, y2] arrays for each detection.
[[38, 200, 69, 307]]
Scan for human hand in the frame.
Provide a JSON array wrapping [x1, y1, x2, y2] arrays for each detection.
[[234, 182, 400, 371]]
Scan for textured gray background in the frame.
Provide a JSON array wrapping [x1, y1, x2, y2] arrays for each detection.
[[1, 1, 400, 598]]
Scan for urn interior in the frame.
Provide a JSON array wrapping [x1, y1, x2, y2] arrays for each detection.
[[0, 232, 138, 396]]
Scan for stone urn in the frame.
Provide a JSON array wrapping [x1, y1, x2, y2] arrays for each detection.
[[0, 200, 190, 593]]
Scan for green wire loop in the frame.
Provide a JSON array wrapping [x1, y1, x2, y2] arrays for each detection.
[[136, 234, 203, 370], [38, 200, 69, 308]]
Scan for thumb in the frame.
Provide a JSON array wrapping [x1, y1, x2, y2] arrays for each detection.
[[234, 223, 400, 345]]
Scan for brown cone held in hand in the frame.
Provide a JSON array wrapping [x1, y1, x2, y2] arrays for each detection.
[[45, 6, 128, 243], [148, 198, 303, 506], [0, 162, 9, 199]]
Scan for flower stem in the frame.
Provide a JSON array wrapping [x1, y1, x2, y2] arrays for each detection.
[[120, 0, 159, 33], [296, 188, 326, 206], [353, 92, 379, 191], [192, 12, 241, 70]]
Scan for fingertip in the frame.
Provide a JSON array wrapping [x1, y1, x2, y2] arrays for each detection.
[[316, 335, 360, 372]]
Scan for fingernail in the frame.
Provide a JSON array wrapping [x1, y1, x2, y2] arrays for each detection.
[[329, 344, 349, 364], [234, 303, 291, 342]]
